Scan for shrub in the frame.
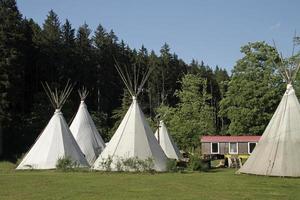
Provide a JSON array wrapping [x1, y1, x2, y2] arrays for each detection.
[[0, 161, 17, 172], [56, 157, 77, 171], [121, 157, 154, 172], [116, 159, 123, 172], [187, 154, 209, 172], [16, 153, 25, 167], [99, 156, 113, 171], [139, 157, 154, 172], [122, 157, 140, 171], [166, 159, 178, 172], [97, 156, 155, 172]]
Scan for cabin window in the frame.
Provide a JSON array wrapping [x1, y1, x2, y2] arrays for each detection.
[[229, 142, 238, 154], [211, 143, 219, 154], [248, 142, 257, 154]]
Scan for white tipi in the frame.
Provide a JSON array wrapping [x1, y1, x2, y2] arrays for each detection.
[[70, 87, 106, 165], [93, 64, 168, 171], [17, 82, 89, 170], [155, 120, 182, 160], [239, 60, 300, 177]]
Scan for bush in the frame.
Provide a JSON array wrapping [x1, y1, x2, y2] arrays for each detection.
[[122, 157, 154, 172], [139, 157, 154, 172], [56, 157, 78, 171], [166, 159, 178, 172], [187, 154, 209, 172], [122, 157, 139, 171], [0, 161, 20, 172], [99, 156, 113, 171], [15, 153, 25, 167], [116, 159, 123, 172], [98, 156, 155, 172]]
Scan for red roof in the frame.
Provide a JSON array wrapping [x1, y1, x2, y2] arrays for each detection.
[[201, 136, 261, 142]]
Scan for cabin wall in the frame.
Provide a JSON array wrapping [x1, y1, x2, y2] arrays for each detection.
[[201, 143, 211, 154], [201, 142, 229, 154], [238, 142, 248, 154], [219, 142, 228, 154], [201, 141, 254, 155]]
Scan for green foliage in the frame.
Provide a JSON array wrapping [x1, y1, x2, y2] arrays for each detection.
[[110, 89, 132, 137], [99, 156, 113, 172], [139, 157, 155, 172], [90, 111, 110, 142], [1, 1, 228, 159], [115, 159, 123, 172], [0, 0, 23, 122], [56, 157, 78, 171], [0, 0, 31, 158], [121, 157, 139, 171], [158, 74, 215, 150], [0, 161, 15, 172], [220, 42, 285, 135], [121, 157, 154, 172], [42, 10, 61, 44], [98, 156, 155, 172], [187, 154, 209, 172], [166, 159, 178, 172], [289, 54, 300, 96]]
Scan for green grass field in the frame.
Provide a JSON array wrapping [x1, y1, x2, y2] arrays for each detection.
[[0, 161, 300, 200]]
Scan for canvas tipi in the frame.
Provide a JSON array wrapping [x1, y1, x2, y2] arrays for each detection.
[[70, 87, 106, 165], [239, 59, 300, 177], [93, 64, 168, 171], [17, 82, 89, 169], [155, 120, 182, 160]]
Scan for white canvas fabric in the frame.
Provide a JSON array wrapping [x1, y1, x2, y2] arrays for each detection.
[[17, 110, 89, 169], [93, 97, 168, 171], [70, 101, 106, 165], [155, 120, 182, 160], [239, 84, 300, 177]]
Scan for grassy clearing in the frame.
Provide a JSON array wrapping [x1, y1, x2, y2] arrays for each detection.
[[0, 161, 299, 200]]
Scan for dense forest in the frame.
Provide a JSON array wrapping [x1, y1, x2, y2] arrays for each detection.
[[0, 0, 299, 159]]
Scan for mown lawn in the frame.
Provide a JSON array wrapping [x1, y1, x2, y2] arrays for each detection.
[[0, 161, 300, 200]]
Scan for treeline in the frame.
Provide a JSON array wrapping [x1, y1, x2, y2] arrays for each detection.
[[0, 0, 229, 158], [1, 0, 298, 158]]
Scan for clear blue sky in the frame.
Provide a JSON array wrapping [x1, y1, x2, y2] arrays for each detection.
[[17, 0, 300, 70]]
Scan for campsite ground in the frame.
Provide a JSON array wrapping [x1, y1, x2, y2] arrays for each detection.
[[0, 161, 299, 200]]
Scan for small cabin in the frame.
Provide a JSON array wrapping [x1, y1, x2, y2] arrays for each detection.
[[200, 136, 261, 159]]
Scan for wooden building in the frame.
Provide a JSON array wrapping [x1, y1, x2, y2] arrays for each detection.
[[200, 136, 261, 166]]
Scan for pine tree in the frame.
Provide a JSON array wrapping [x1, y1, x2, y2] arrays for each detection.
[[39, 10, 63, 82], [42, 10, 61, 44], [74, 23, 99, 112], [61, 19, 76, 79], [157, 43, 187, 107], [0, 0, 24, 121], [62, 19, 75, 47], [92, 24, 126, 115], [214, 66, 230, 133], [0, 0, 28, 156], [93, 24, 108, 49], [76, 23, 91, 49]]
